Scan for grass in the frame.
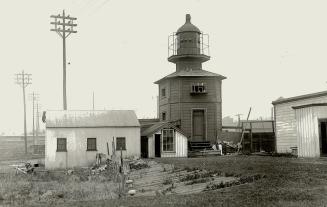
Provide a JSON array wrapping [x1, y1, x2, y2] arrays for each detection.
[[2, 155, 327, 206], [0, 168, 120, 206]]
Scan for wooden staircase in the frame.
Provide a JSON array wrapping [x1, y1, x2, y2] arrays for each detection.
[[188, 141, 212, 151]]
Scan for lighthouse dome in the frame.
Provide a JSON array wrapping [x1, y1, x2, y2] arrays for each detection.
[[176, 14, 201, 34]]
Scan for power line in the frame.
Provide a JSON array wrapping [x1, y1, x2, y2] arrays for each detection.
[[50, 10, 77, 110], [15, 70, 32, 154]]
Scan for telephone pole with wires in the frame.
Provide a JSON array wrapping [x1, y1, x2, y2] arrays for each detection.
[[15, 71, 32, 154], [35, 102, 41, 140], [50, 10, 77, 110]]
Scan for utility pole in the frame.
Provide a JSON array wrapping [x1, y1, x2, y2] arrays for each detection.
[[15, 71, 32, 154], [92, 91, 95, 110], [29, 92, 39, 146], [50, 10, 77, 110], [235, 113, 243, 132], [36, 102, 41, 140]]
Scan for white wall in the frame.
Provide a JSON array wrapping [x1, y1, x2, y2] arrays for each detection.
[[275, 95, 327, 153], [148, 134, 155, 158], [148, 130, 188, 158], [161, 130, 188, 158], [45, 127, 140, 169]]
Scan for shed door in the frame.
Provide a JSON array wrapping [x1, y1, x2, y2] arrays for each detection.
[[192, 109, 205, 141], [141, 136, 148, 158], [320, 121, 327, 156], [155, 134, 161, 157]]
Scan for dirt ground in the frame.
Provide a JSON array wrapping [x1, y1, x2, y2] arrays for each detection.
[[47, 155, 327, 207], [1, 155, 327, 207]]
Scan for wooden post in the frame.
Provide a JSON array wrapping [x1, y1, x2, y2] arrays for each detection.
[[107, 142, 109, 156], [250, 122, 253, 153], [120, 147, 125, 196]]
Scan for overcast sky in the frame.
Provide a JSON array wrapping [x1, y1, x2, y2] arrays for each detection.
[[1, 0, 327, 134]]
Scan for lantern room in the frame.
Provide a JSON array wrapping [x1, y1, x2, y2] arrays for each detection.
[[168, 14, 210, 64]]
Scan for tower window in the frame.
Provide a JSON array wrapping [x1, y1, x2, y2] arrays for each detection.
[[191, 83, 207, 94], [161, 88, 166, 98], [162, 112, 166, 121]]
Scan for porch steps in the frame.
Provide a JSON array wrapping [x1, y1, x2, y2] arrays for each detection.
[[188, 141, 212, 151]]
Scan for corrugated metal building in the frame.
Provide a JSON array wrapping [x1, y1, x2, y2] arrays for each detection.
[[141, 122, 188, 158], [272, 91, 327, 157], [44, 110, 140, 169]]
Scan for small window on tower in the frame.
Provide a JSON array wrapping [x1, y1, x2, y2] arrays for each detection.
[[162, 112, 166, 121], [161, 88, 166, 98], [191, 83, 207, 94]]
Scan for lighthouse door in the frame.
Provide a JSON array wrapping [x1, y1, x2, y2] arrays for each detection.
[[192, 109, 205, 141]]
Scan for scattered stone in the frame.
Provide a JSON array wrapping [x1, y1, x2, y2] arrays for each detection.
[[126, 179, 133, 184], [128, 189, 136, 196], [40, 190, 54, 200], [66, 170, 74, 175]]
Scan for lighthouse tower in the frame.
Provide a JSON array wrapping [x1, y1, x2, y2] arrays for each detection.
[[155, 14, 226, 143]]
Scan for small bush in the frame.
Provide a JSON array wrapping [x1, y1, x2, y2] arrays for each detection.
[[185, 177, 213, 185], [163, 178, 173, 185]]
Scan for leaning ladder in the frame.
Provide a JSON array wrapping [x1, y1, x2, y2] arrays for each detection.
[[237, 107, 252, 153]]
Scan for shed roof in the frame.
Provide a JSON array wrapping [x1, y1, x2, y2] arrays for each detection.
[[45, 110, 140, 128], [292, 103, 327, 109], [141, 122, 188, 137], [154, 69, 226, 84], [241, 120, 274, 133], [272, 90, 327, 105]]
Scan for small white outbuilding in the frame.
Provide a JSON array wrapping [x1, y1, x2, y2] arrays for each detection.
[[141, 122, 188, 158], [44, 110, 140, 169], [272, 91, 327, 157]]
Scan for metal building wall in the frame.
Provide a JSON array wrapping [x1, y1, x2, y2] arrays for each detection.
[[295, 106, 327, 157], [274, 95, 327, 153]]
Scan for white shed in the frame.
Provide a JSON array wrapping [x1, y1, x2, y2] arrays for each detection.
[[141, 122, 188, 158], [44, 110, 140, 169], [272, 91, 327, 157]]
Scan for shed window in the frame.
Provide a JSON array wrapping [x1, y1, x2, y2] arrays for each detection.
[[57, 138, 67, 152], [162, 129, 174, 152], [116, 137, 126, 150], [87, 138, 97, 151]]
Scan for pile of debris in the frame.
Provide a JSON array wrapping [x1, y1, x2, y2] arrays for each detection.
[[219, 141, 238, 154], [90, 158, 119, 175], [129, 159, 149, 170], [13, 162, 36, 174]]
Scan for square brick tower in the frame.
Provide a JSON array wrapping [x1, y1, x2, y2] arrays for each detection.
[[155, 14, 226, 143]]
